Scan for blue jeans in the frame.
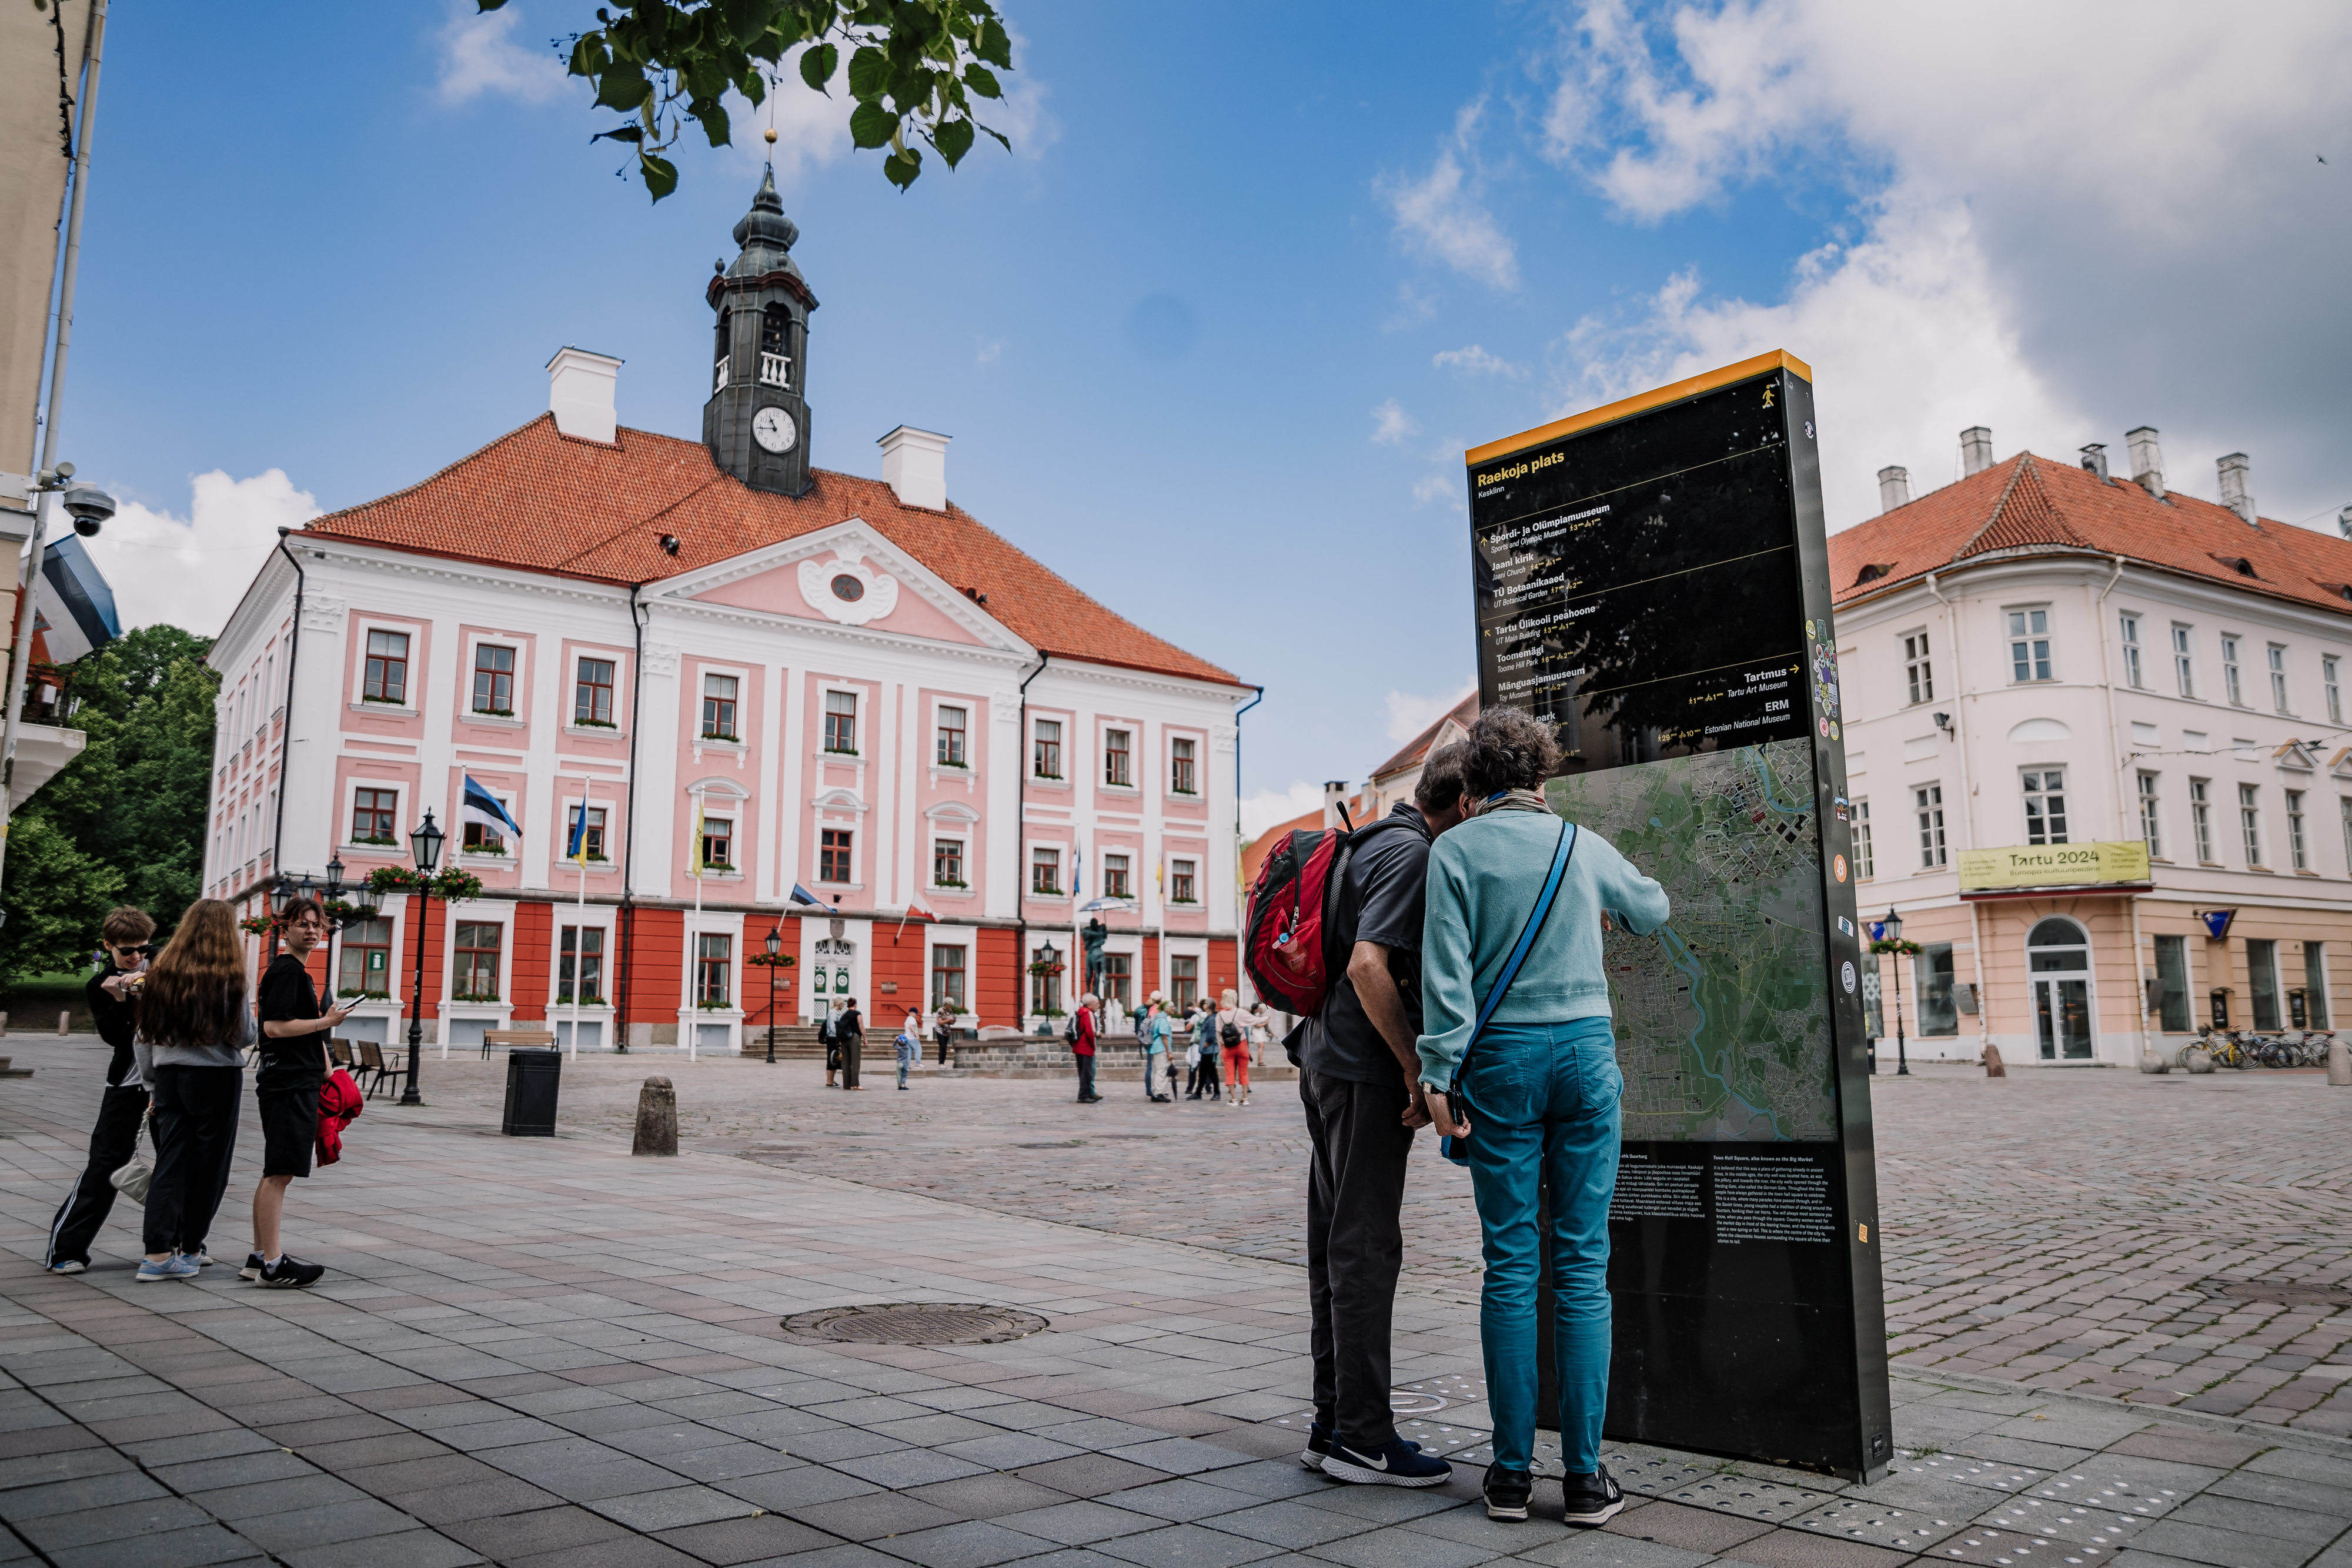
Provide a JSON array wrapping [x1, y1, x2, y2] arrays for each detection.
[[1459, 1016, 1621, 1475]]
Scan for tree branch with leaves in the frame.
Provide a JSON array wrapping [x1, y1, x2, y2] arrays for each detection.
[[486, 0, 1014, 200]]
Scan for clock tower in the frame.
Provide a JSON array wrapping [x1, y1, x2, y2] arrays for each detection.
[[704, 166, 817, 497]]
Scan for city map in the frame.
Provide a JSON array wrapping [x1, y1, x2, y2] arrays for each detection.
[[1548, 738, 1837, 1142]]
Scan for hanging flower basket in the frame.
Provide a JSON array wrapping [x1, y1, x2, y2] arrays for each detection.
[[1868, 937, 1923, 957], [366, 865, 485, 902], [1025, 959, 1065, 977], [747, 951, 796, 968], [238, 914, 279, 937]]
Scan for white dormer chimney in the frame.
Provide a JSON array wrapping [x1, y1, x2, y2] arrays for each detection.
[[1322, 780, 1349, 831], [2127, 426, 2164, 499], [2217, 452, 2256, 524], [878, 426, 950, 510], [1959, 427, 1994, 476], [1877, 466, 1911, 514], [546, 347, 621, 444], [2340, 505, 2352, 541]]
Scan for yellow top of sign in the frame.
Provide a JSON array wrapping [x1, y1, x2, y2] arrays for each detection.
[[1957, 841, 2152, 892], [1464, 350, 1813, 468]]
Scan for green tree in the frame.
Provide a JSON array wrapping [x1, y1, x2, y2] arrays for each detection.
[[0, 814, 123, 979], [489, 0, 1014, 200]]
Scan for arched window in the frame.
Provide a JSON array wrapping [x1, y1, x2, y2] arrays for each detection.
[[2026, 917, 2094, 1060], [713, 308, 732, 394], [759, 303, 791, 389]]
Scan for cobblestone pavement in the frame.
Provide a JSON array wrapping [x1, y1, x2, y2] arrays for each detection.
[[0, 1036, 2342, 1568]]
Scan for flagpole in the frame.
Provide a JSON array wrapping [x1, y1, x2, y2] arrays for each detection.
[[689, 786, 701, 1064], [572, 777, 587, 1063]]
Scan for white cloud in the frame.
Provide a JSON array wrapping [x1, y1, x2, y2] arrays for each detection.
[[1434, 344, 1525, 379], [1241, 781, 1327, 840], [434, 1, 567, 105], [1534, 0, 2352, 526], [85, 470, 323, 637], [975, 338, 1003, 367], [1384, 680, 1476, 742], [1370, 399, 1420, 446], [1412, 472, 1459, 507], [1377, 101, 1519, 290]]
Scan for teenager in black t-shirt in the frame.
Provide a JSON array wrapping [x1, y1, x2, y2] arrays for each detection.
[[44, 907, 158, 1272], [246, 899, 352, 1288]]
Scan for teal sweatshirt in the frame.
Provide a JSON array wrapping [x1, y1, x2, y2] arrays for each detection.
[[1415, 809, 1671, 1088]]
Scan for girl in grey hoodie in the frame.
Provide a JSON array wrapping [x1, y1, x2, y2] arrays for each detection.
[[131, 900, 255, 1282]]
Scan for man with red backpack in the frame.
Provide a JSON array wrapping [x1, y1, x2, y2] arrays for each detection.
[[1287, 744, 1473, 1487]]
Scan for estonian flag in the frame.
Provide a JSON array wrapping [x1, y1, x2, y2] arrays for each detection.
[[461, 775, 521, 845], [788, 883, 826, 909]]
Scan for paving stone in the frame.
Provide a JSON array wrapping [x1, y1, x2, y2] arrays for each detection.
[[1093, 1522, 1287, 1568], [276, 1527, 486, 1568], [438, 1503, 636, 1559], [46, 1522, 265, 1568]]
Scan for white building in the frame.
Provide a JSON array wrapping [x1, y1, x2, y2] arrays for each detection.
[[206, 172, 1253, 1051], [1830, 427, 2352, 1065]]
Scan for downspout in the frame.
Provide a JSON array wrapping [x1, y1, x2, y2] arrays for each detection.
[[1013, 651, 1048, 1025], [2094, 553, 2134, 1064], [1925, 570, 1989, 1062], [614, 582, 648, 1051], [1232, 684, 1264, 1004]]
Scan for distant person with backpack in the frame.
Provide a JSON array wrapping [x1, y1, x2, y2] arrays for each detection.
[[837, 1000, 864, 1090], [822, 1004, 842, 1088], [1218, 989, 1252, 1108], [1191, 1002, 1222, 1101], [1288, 743, 1472, 1489], [1140, 999, 1172, 1102], [1068, 992, 1102, 1103], [1419, 709, 1668, 1527]]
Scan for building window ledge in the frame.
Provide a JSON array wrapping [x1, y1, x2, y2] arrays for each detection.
[[1027, 892, 1072, 905], [927, 885, 978, 901], [1029, 776, 1072, 792], [458, 850, 514, 868], [1097, 783, 1141, 797], [348, 701, 419, 718], [462, 711, 527, 730], [816, 881, 865, 892], [928, 763, 978, 787], [694, 867, 746, 883], [564, 721, 625, 740], [2294, 868, 2322, 877], [340, 841, 405, 860]]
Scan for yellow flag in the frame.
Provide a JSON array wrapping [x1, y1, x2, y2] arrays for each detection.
[[691, 797, 704, 878]]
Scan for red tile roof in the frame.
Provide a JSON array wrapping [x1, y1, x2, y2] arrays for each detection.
[[1832, 452, 2352, 620], [1368, 691, 1479, 783], [302, 415, 1244, 688]]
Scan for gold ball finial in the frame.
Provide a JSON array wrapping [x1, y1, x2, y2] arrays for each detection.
[[763, 128, 777, 145]]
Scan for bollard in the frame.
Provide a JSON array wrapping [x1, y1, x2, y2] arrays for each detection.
[[2184, 1048, 2216, 1074], [2138, 1048, 2170, 1074], [56, 1011, 69, 1037], [1981, 1043, 2006, 1078], [0, 1010, 10, 1037], [2329, 1035, 2351, 1087], [632, 1076, 679, 1156]]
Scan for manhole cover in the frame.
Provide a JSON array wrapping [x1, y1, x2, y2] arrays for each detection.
[[2203, 1279, 2352, 1308], [781, 1303, 1049, 1345]]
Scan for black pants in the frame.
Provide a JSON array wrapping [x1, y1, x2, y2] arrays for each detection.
[[143, 1065, 242, 1257], [45, 1083, 147, 1268], [1074, 1052, 1097, 1101], [1303, 1068, 1415, 1449], [841, 1032, 862, 1089], [1198, 1054, 1223, 1100]]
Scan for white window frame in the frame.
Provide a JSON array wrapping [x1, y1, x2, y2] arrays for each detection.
[[2005, 606, 2053, 683], [462, 631, 524, 722], [2327, 655, 2343, 726], [933, 698, 971, 770], [2173, 623, 2196, 698], [1901, 629, 1933, 706], [2137, 772, 2161, 858], [2190, 777, 2214, 862], [352, 618, 425, 713], [2239, 783, 2263, 866], [2286, 788, 2308, 871], [567, 647, 627, 733], [345, 778, 408, 854], [931, 833, 970, 889], [2268, 643, 2291, 715], [1167, 731, 1203, 798], [2117, 613, 2143, 689], [1031, 716, 1068, 783], [1029, 842, 1067, 898], [459, 786, 518, 858], [1915, 783, 1946, 868], [821, 686, 862, 757], [1852, 798, 1873, 880], [1099, 721, 1140, 792], [2020, 768, 2069, 846], [2221, 634, 2246, 706], [699, 664, 750, 743]]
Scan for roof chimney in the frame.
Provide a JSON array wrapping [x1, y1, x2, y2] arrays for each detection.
[[2216, 452, 2256, 525], [2340, 505, 2352, 541], [877, 426, 950, 510], [1322, 780, 1349, 831], [2079, 443, 2109, 482], [2126, 426, 2164, 499], [1877, 466, 1911, 514], [1959, 427, 1993, 477], [546, 347, 621, 444]]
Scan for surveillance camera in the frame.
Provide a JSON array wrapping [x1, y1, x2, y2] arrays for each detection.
[[61, 483, 114, 534]]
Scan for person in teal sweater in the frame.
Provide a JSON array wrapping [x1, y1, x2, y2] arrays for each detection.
[[1419, 707, 1669, 1527]]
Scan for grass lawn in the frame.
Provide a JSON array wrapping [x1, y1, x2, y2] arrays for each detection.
[[3, 970, 98, 1035]]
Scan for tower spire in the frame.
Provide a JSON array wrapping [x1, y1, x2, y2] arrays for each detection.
[[703, 169, 818, 497]]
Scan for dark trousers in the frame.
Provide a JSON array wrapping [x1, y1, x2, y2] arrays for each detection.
[[841, 1032, 862, 1089], [1074, 1051, 1097, 1100], [1303, 1068, 1414, 1448], [1198, 1054, 1223, 1100], [45, 1083, 147, 1268], [143, 1065, 242, 1256]]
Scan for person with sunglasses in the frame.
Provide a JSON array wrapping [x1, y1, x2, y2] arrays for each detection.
[[243, 898, 354, 1288], [43, 907, 159, 1273]]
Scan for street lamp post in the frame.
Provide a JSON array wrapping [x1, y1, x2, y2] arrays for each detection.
[[764, 924, 782, 1064], [401, 810, 445, 1107], [1883, 906, 1910, 1077]]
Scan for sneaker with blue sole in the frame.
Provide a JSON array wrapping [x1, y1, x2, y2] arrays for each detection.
[[134, 1255, 201, 1282], [1321, 1435, 1453, 1487]]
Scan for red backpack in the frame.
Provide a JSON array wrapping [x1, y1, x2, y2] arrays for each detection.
[[1244, 810, 1416, 1016]]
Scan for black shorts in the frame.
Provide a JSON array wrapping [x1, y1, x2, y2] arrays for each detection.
[[258, 1087, 320, 1179]]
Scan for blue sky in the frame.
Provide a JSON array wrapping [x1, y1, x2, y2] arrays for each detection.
[[61, 1, 2352, 831]]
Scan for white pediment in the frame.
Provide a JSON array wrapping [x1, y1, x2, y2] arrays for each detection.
[[2006, 718, 2072, 743]]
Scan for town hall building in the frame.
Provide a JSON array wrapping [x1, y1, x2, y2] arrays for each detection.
[[205, 170, 1252, 1051]]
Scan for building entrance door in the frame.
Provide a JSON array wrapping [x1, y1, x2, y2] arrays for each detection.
[[2027, 918, 2094, 1060]]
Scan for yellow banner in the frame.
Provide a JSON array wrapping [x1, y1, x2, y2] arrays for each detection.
[[1957, 841, 2151, 891]]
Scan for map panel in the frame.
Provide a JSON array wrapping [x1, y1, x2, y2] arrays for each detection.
[[1548, 738, 1836, 1142]]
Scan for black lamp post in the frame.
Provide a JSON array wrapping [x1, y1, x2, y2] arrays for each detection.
[[400, 810, 444, 1107], [268, 872, 296, 958], [764, 924, 782, 1064], [1038, 941, 1061, 1034], [1883, 906, 1909, 1077]]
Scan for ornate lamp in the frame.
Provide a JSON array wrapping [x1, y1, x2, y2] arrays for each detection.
[[764, 924, 783, 1065], [409, 810, 445, 874]]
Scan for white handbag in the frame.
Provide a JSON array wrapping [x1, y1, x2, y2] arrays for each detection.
[[109, 1112, 152, 1203]]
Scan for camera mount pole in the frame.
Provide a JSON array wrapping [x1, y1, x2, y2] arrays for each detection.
[[0, 0, 108, 890]]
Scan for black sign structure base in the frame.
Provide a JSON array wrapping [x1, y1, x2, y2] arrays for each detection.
[[1467, 351, 1891, 1481]]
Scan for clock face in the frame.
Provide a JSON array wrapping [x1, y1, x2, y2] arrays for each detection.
[[751, 406, 797, 454]]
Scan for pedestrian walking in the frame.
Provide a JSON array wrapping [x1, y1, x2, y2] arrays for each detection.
[[903, 1007, 923, 1064], [1193, 1002, 1223, 1102], [1298, 743, 1473, 1490], [1140, 999, 1172, 1101], [1072, 993, 1103, 1102], [1421, 709, 1669, 1526], [822, 1004, 841, 1087], [44, 907, 158, 1273], [245, 898, 354, 1289], [1218, 989, 1252, 1107], [931, 1008, 955, 1068], [129, 900, 253, 1282], [894, 1014, 919, 1090], [838, 999, 864, 1089]]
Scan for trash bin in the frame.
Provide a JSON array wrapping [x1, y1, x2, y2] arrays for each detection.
[[502, 1048, 562, 1136]]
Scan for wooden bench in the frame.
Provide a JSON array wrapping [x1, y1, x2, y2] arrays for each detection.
[[482, 1028, 557, 1059], [354, 1039, 410, 1101]]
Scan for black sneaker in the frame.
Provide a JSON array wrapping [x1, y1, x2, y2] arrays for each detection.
[[258, 1255, 326, 1289], [1321, 1435, 1452, 1487], [238, 1252, 266, 1281], [1484, 1466, 1532, 1522], [1299, 1420, 1333, 1470], [1561, 1463, 1625, 1526]]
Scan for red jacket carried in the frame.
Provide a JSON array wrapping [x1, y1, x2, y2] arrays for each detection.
[[316, 1069, 363, 1166]]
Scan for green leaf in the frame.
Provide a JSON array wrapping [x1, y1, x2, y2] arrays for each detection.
[[593, 60, 652, 111], [977, 16, 1011, 68], [799, 41, 837, 91], [847, 43, 891, 98], [961, 62, 1000, 99], [884, 145, 921, 189], [476, 0, 508, 9], [720, 0, 778, 42], [694, 99, 732, 148], [590, 123, 644, 143], [568, 32, 609, 78], [640, 151, 680, 202], [848, 99, 896, 149], [933, 116, 973, 168]]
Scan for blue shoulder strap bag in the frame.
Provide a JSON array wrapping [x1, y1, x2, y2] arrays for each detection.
[[1438, 818, 1576, 1166]]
